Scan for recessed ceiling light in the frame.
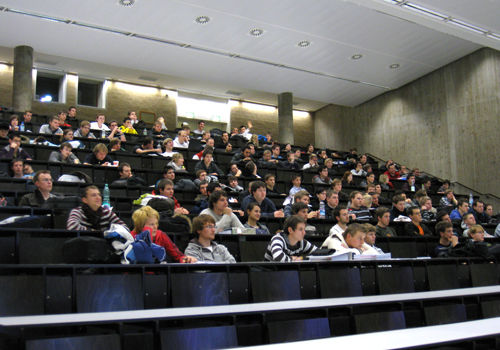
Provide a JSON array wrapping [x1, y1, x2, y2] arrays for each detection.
[[195, 16, 210, 24], [118, 0, 135, 6], [389, 63, 400, 69], [249, 28, 264, 37], [351, 54, 363, 60], [298, 40, 311, 48]]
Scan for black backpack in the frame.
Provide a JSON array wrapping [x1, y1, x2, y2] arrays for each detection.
[[62, 236, 121, 264]]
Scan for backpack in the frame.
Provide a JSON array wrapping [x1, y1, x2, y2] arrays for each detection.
[[62, 236, 121, 264]]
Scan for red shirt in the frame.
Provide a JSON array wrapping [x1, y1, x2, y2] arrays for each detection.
[[384, 170, 401, 180], [131, 227, 185, 262]]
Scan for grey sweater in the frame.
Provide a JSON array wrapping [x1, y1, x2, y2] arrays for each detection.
[[184, 238, 236, 263], [200, 208, 244, 232]]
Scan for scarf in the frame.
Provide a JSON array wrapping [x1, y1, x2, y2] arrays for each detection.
[[82, 203, 104, 230]]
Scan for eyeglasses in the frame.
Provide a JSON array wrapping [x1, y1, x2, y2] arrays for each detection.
[[40, 179, 53, 182], [203, 225, 216, 229]]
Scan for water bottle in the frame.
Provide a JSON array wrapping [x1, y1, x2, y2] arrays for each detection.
[[20, 122, 25, 132], [103, 184, 111, 209], [101, 129, 106, 138], [410, 178, 415, 192], [319, 201, 325, 219], [469, 193, 474, 207], [143, 128, 148, 136]]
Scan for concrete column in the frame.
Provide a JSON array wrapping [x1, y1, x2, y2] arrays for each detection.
[[278, 92, 293, 144], [12, 45, 34, 111]]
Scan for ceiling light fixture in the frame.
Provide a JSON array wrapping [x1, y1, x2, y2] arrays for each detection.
[[297, 40, 311, 48], [118, 0, 135, 6], [351, 54, 363, 60], [195, 16, 210, 24], [249, 28, 264, 37], [389, 63, 400, 69]]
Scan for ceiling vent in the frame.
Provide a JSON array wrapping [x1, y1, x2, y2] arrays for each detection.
[[117, 0, 135, 6], [389, 63, 400, 69], [195, 16, 210, 24], [297, 40, 311, 48], [351, 54, 363, 60], [249, 28, 264, 37]]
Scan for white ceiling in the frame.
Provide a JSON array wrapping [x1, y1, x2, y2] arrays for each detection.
[[0, 0, 497, 110]]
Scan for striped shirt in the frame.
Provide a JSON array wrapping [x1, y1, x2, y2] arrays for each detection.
[[264, 232, 317, 262], [67, 206, 126, 231]]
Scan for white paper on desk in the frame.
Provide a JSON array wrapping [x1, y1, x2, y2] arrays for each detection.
[[307, 251, 352, 261], [353, 253, 392, 260]]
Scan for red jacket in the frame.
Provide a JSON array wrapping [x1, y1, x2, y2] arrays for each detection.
[[131, 227, 185, 262]]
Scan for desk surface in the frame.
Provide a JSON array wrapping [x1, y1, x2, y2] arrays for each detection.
[[237, 317, 500, 350], [1, 285, 499, 328]]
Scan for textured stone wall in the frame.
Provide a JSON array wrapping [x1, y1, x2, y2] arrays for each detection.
[[315, 48, 500, 196], [230, 101, 314, 146]]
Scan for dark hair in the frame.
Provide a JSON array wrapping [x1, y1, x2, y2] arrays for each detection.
[[292, 201, 309, 214], [202, 149, 213, 158], [241, 145, 251, 153], [457, 198, 469, 208], [283, 215, 306, 235], [271, 144, 280, 151], [250, 181, 266, 194], [365, 172, 374, 178], [318, 165, 327, 174], [195, 169, 207, 178], [68, 106, 76, 111], [208, 190, 227, 210], [315, 187, 327, 196], [436, 211, 449, 222], [9, 132, 21, 140], [442, 180, 451, 186], [123, 117, 131, 124], [246, 202, 260, 214], [9, 158, 24, 176], [81, 185, 99, 198], [392, 195, 405, 204], [349, 191, 361, 200], [228, 175, 238, 182], [290, 173, 301, 182], [197, 120, 205, 125], [59, 142, 72, 150], [375, 207, 390, 219], [264, 173, 275, 181], [157, 179, 174, 193], [436, 221, 453, 235], [162, 165, 174, 175], [192, 214, 215, 238], [118, 163, 131, 173], [473, 200, 484, 208], [333, 205, 347, 220], [407, 207, 420, 216], [394, 190, 404, 197], [143, 137, 153, 146], [207, 182, 222, 194]]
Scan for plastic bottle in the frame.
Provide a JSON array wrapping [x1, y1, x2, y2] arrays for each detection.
[[20, 122, 25, 132], [103, 184, 110, 209], [410, 178, 415, 192], [102, 129, 106, 138], [143, 128, 148, 136], [319, 201, 325, 219], [469, 193, 474, 207]]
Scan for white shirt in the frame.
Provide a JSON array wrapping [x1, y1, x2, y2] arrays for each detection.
[[89, 122, 110, 131], [173, 138, 189, 148]]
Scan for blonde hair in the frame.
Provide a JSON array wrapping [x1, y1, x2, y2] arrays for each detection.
[[468, 224, 485, 237], [163, 138, 173, 147], [172, 152, 184, 163], [360, 223, 377, 233], [379, 174, 389, 184], [93, 143, 108, 155], [363, 194, 372, 208], [132, 206, 159, 233], [250, 134, 259, 148], [80, 120, 90, 128]]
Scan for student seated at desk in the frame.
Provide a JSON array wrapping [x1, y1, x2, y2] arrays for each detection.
[[200, 190, 244, 233], [323, 223, 370, 256], [244, 202, 271, 235], [48, 142, 80, 164], [184, 214, 236, 263], [361, 223, 385, 255], [131, 206, 197, 263], [83, 143, 113, 166], [264, 215, 317, 262]]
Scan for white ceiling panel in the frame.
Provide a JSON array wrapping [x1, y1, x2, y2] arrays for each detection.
[[0, 0, 494, 109]]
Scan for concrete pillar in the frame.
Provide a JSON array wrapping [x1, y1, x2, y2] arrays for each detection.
[[278, 92, 293, 144], [12, 45, 34, 111]]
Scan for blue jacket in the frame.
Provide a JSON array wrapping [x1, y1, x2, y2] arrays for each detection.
[[241, 195, 277, 217]]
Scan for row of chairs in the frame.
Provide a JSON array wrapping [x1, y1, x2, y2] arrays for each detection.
[[0, 258, 497, 316]]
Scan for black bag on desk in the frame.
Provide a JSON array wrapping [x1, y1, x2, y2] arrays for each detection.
[[41, 196, 82, 209], [62, 236, 120, 264]]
